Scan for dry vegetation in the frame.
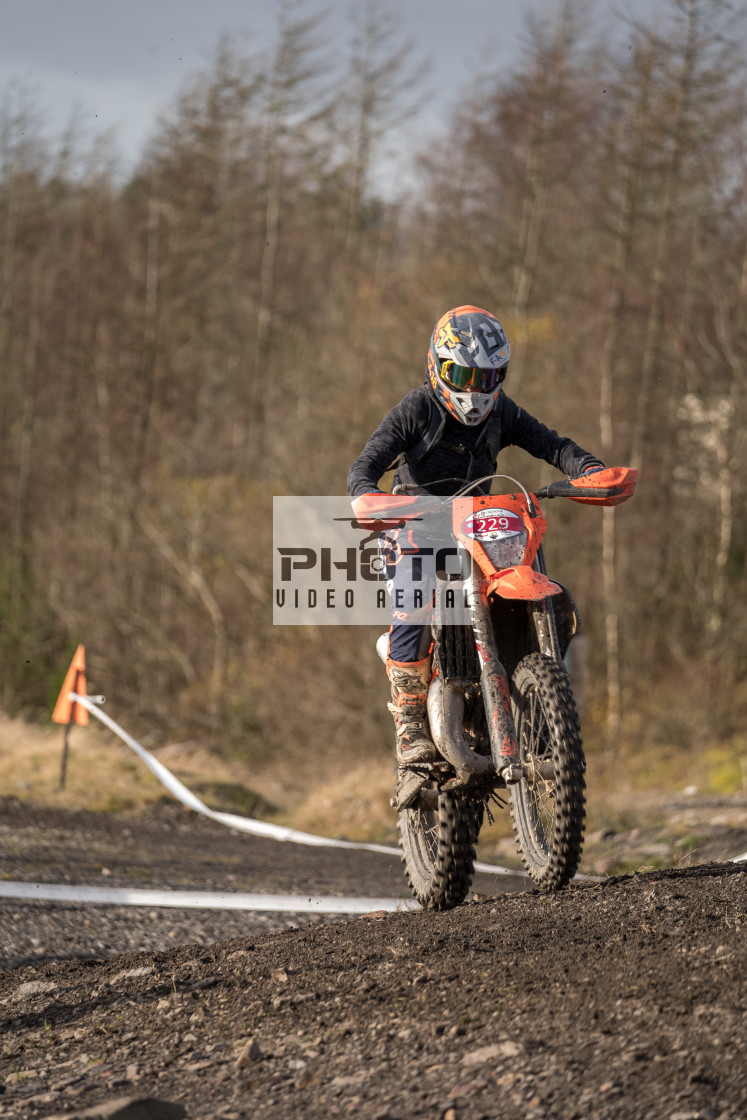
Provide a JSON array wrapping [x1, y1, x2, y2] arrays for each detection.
[[1, 0, 746, 832], [2, 707, 745, 881]]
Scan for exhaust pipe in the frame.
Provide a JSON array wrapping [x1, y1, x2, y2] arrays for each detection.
[[426, 675, 493, 777]]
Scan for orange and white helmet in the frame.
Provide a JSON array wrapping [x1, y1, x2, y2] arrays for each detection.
[[427, 305, 510, 426]]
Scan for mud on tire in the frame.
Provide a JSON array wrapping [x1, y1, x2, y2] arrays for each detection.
[[398, 788, 482, 910], [509, 653, 586, 889]]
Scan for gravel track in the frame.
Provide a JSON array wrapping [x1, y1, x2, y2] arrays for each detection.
[[1, 797, 745, 1120], [0, 797, 525, 971]]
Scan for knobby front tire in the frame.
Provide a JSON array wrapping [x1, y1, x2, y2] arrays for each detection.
[[509, 653, 586, 889], [398, 786, 482, 910]]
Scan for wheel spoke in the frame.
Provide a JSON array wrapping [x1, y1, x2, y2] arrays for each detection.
[[414, 806, 439, 861], [399, 784, 480, 910]]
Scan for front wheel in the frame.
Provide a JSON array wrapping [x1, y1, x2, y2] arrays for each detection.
[[398, 785, 482, 910], [509, 653, 586, 889]]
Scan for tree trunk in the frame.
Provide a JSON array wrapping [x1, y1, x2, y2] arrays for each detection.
[[629, 0, 698, 470]]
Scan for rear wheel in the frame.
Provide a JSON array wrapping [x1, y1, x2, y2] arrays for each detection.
[[509, 653, 585, 889], [398, 785, 482, 910]]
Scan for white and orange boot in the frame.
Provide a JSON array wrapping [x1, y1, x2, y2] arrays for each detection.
[[386, 656, 438, 765]]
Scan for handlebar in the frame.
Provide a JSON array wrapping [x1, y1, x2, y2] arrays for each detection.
[[534, 480, 599, 499], [392, 483, 424, 495], [534, 467, 638, 504], [380, 467, 637, 509], [393, 473, 533, 502]]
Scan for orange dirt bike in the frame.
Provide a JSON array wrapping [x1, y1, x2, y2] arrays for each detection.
[[353, 467, 637, 909]]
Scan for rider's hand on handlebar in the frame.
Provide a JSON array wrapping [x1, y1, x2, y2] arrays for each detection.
[[351, 490, 420, 529]]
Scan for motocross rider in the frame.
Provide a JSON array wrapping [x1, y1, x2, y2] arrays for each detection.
[[347, 305, 605, 766]]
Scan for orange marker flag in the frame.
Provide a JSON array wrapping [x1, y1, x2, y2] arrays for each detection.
[[52, 644, 89, 726]]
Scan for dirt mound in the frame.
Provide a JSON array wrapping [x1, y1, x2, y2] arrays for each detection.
[[2, 860, 745, 1119]]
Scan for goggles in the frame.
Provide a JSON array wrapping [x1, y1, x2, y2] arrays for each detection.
[[439, 359, 506, 393]]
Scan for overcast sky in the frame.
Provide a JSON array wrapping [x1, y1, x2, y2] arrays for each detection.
[[1, 0, 670, 176]]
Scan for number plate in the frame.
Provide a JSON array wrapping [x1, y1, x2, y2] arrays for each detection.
[[461, 507, 525, 541]]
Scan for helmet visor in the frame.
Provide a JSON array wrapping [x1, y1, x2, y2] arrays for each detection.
[[440, 360, 505, 393]]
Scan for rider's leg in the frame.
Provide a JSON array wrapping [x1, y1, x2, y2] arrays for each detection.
[[386, 624, 437, 764]]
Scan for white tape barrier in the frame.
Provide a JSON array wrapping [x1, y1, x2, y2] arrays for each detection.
[[69, 693, 396, 857], [0, 881, 417, 914], [61, 694, 747, 876], [67, 692, 519, 877]]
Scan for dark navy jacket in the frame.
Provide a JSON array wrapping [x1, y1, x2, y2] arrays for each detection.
[[347, 384, 603, 497]]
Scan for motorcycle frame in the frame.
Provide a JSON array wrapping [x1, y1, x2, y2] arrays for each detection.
[[357, 467, 636, 791], [427, 491, 566, 783]]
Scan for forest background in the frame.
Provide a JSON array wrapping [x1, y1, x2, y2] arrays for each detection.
[[1, 0, 745, 827]]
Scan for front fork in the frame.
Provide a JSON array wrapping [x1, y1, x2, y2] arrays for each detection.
[[464, 571, 522, 784], [530, 546, 563, 661]]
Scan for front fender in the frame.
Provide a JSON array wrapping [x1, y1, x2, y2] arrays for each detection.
[[486, 566, 563, 601]]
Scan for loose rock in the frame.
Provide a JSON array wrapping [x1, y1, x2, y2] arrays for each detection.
[[12, 979, 57, 999], [235, 1037, 262, 1067], [42, 1099, 186, 1119]]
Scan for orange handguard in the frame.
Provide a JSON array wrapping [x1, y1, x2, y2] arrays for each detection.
[[567, 466, 638, 506], [350, 492, 420, 530]]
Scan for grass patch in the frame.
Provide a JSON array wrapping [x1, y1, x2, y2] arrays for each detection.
[[1, 704, 744, 850], [606, 857, 669, 876], [704, 746, 746, 795], [290, 760, 396, 843], [0, 712, 283, 822], [189, 781, 277, 819]]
